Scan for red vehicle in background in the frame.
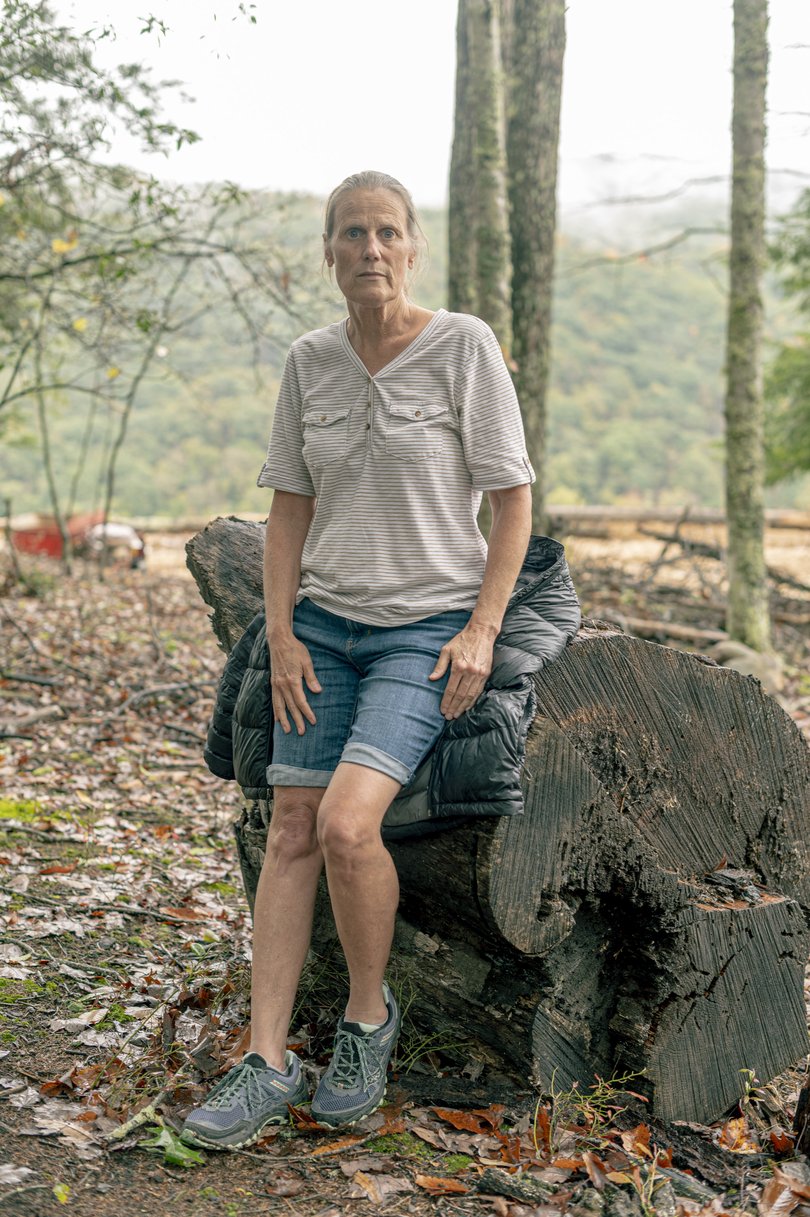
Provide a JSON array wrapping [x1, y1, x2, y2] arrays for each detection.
[[8, 513, 145, 567]]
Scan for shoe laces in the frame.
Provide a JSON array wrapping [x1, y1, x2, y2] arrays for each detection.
[[328, 1027, 384, 1090], [205, 1060, 267, 1110]]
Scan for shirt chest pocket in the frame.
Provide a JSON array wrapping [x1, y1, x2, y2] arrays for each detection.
[[385, 401, 448, 460], [302, 407, 350, 469]]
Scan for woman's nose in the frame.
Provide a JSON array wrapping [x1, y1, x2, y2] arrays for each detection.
[[363, 235, 381, 259]]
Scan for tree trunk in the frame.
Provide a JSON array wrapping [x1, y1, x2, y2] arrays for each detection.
[[187, 517, 810, 1126], [449, 0, 512, 348], [448, 0, 479, 317], [724, 0, 771, 650], [506, 0, 566, 529]]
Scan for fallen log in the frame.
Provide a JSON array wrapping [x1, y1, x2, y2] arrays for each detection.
[[187, 517, 810, 1125]]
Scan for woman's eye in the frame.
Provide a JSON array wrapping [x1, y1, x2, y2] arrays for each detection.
[[381, 229, 396, 239], [346, 227, 362, 238]]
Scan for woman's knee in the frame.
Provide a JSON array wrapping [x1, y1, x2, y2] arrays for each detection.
[[317, 802, 381, 864], [266, 792, 322, 865]]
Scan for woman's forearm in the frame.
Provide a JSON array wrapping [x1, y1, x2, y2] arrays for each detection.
[[429, 483, 532, 719], [263, 490, 316, 640], [468, 484, 533, 637]]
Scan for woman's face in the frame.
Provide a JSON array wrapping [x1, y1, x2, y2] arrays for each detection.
[[324, 189, 414, 309]]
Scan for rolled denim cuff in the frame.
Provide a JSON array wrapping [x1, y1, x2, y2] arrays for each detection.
[[266, 764, 334, 788], [340, 742, 410, 786]]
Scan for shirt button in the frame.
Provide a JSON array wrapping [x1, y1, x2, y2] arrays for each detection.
[[365, 423, 370, 430], [414, 409, 422, 418], [319, 414, 327, 422]]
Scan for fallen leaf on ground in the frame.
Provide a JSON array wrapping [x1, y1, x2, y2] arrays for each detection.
[[348, 1171, 414, 1202], [533, 1103, 552, 1155], [759, 1176, 800, 1217], [411, 1124, 448, 1150], [432, 1105, 504, 1134], [771, 1164, 810, 1202], [140, 1124, 204, 1168], [770, 1129, 795, 1156], [264, 1170, 306, 1196], [310, 1135, 367, 1156], [716, 1116, 759, 1154], [582, 1150, 608, 1190], [620, 1123, 653, 1158], [158, 906, 208, 921], [0, 1163, 38, 1184], [414, 1173, 471, 1196], [340, 1157, 393, 1176]]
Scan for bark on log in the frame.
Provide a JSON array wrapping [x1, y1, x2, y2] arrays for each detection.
[[187, 517, 810, 1125]]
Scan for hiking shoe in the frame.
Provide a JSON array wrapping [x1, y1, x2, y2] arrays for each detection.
[[180, 1050, 307, 1150], [310, 984, 400, 1128]]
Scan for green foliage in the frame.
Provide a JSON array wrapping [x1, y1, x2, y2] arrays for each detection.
[[765, 335, 810, 483], [0, 797, 45, 820], [0, 196, 446, 518], [765, 189, 810, 485], [547, 240, 729, 507], [140, 1123, 205, 1167], [2, 124, 807, 516], [0, 3, 322, 544]]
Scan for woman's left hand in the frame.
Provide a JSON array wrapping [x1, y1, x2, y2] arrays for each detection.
[[429, 622, 496, 719]]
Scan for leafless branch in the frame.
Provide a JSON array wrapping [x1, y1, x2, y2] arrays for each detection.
[[570, 226, 728, 272]]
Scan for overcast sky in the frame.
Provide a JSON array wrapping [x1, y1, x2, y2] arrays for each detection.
[[53, 0, 809, 219]]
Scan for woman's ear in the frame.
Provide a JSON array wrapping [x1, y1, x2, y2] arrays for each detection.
[[323, 234, 334, 267]]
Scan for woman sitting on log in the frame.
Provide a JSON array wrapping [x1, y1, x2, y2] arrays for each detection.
[[183, 169, 570, 1148]]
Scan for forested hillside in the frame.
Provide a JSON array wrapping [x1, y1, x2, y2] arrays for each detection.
[[2, 191, 806, 518]]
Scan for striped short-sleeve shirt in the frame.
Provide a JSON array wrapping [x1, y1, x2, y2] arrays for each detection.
[[257, 308, 535, 626]]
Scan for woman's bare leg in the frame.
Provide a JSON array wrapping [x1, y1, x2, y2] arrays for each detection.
[[247, 786, 324, 1070], [316, 762, 401, 1025]]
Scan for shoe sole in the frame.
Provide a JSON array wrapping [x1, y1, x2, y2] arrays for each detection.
[[180, 1109, 294, 1152]]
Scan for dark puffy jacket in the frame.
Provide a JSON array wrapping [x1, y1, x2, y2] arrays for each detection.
[[204, 535, 580, 839]]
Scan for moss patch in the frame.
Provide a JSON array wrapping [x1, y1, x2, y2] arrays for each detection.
[[201, 881, 238, 897], [0, 978, 49, 1003], [0, 797, 75, 823], [0, 797, 45, 821], [364, 1131, 434, 1160], [444, 1153, 473, 1173]]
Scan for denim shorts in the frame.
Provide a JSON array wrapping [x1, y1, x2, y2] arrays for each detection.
[[267, 598, 472, 789]]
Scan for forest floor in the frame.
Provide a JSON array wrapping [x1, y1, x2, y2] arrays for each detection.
[[0, 525, 808, 1217]]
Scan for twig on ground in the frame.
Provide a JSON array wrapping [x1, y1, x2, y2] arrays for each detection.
[[239, 1131, 379, 1162], [0, 671, 59, 686], [139, 759, 203, 770], [0, 704, 65, 737], [0, 600, 95, 680], [0, 825, 74, 840], [161, 721, 206, 743], [0, 885, 215, 924], [0, 1184, 51, 1202], [107, 679, 216, 716]]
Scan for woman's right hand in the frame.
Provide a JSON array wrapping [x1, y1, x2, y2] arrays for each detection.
[[268, 631, 322, 735]]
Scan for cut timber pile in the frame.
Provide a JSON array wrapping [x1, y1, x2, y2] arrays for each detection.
[[187, 517, 810, 1125]]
